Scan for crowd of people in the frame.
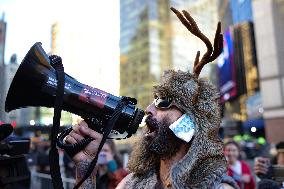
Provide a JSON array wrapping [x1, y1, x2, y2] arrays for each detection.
[[24, 128, 283, 189], [224, 140, 284, 189]]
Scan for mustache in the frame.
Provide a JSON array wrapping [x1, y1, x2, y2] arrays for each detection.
[[145, 116, 159, 130]]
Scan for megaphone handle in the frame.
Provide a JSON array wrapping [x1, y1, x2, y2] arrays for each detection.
[[57, 116, 104, 158], [57, 127, 94, 158]]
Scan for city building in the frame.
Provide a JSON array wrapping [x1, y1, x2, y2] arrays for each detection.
[[0, 15, 6, 123], [120, 0, 219, 110], [171, 0, 219, 76], [120, 0, 171, 110], [252, 0, 284, 143], [216, 0, 262, 138]]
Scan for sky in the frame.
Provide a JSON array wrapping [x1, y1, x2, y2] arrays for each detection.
[[0, 0, 120, 94]]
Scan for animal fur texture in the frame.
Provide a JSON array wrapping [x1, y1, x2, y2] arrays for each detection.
[[125, 70, 239, 189]]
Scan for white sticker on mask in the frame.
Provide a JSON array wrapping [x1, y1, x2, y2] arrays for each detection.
[[169, 114, 195, 143]]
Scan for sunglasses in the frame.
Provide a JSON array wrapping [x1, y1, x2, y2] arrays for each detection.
[[154, 97, 174, 109]]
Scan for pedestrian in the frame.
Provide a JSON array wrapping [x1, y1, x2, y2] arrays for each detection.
[[96, 139, 128, 189], [254, 141, 284, 187], [64, 7, 239, 189], [224, 140, 256, 189]]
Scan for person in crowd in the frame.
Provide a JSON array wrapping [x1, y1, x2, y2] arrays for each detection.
[[254, 141, 284, 187], [64, 7, 239, 189], [96, 139, 128, 189], [224, 140, 256, 189]]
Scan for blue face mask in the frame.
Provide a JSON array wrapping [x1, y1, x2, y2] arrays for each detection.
[[169, 114, 195, 143]]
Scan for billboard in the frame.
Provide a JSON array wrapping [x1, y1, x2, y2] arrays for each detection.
[[217, 28, 237, 102]]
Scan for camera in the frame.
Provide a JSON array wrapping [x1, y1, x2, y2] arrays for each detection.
[[0, 124, 31, 189]]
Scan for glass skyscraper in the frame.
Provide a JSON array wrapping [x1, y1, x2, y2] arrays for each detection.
[[120, 0, 218, 109], [120, 0, 172, 109]]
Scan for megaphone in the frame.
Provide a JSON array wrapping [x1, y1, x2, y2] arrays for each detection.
[[5, 42, 144, 138]]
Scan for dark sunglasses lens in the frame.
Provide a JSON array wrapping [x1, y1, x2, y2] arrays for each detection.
[[155, 98, 172, 108]]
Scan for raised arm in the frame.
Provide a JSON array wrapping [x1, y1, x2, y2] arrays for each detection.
[[64, 121, 103, 189]]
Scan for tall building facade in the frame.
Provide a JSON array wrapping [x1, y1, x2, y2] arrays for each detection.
[[253, 0, 284, 143], [120, 0, 219, 110], [171, 0, 219, 77], [120, 0, 171, 109], [0, 17, 6, 123]]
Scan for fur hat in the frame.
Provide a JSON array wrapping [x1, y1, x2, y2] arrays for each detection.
[[152, 8, 230, 188]]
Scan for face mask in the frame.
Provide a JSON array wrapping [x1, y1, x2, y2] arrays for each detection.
[[169, 114, 195, 143]]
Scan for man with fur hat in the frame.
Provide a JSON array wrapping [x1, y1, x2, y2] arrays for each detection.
[[65, 7, 239, 189]]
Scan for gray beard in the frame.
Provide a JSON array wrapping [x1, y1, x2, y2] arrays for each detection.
[[127, 116, 183, 174]]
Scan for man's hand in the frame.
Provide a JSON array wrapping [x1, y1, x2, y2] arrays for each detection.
[[64, 120, 103, 164], [254, 157, 270, 176]]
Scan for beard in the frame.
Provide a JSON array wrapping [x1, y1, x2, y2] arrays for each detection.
[[127, 116, 184, 174]]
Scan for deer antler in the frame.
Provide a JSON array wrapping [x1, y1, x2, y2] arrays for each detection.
[[170, 7, 223, 77]]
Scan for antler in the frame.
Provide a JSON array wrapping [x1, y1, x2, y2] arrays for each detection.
[[170, 7, 223, 77]]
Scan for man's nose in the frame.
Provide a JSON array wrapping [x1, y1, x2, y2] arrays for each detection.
[[145, 102, 157, 116]]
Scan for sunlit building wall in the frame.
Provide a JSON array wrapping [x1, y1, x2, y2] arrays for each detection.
[[171, 0, 218, 78], [120, 0, 172, 110], [253, 0, 284, 143]]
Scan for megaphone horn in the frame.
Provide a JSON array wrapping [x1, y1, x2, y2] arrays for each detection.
[[5, 42, 144, 137]]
